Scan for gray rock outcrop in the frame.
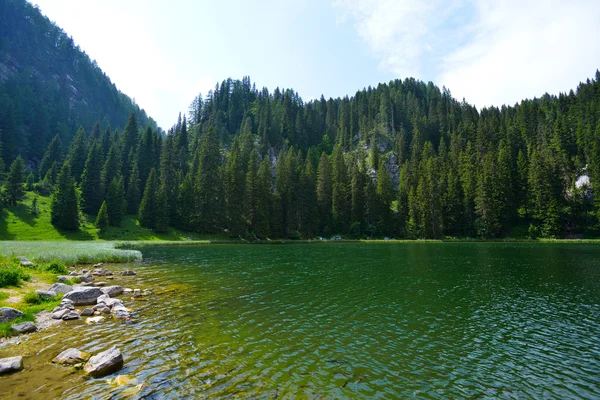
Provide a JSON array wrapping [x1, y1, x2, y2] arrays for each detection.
[[48, 283, 73, 294], [84, 347, 123, 377], [0, 307, 23, 323], [0, 356, 23, 375], [53, 348, 90, 365], [101, 286, 124, 297], [63, 287, 104, 305], [11, 321, 37, 334]]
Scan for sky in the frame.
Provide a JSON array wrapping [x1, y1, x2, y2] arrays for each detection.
[[31, 0, 600, 130]]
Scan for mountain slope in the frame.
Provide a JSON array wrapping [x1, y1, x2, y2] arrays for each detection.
[[0, 0, 157, 166]]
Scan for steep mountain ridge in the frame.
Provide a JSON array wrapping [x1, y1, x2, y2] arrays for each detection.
[[0, 0, 157, 166]]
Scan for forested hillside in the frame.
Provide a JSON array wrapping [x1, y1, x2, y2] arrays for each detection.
[[1, 1, 599, 240], [5, 71, 596, 240], [0, 0, 157, 167]]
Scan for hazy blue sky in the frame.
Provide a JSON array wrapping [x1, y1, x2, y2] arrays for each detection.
[[31, 0, 600, 129]]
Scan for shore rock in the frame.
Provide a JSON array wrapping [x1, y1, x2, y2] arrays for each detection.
[[36, 290, 57, 299], [81, 308, 94, 316], [97, 294, 110, 303], [63, 287, 104, 305], [0, 356, 23, 375], [56, 276, 69, 282], [48, 283, 73, 294], [112, 305, 132, 320], [102, 298, 124, 309], [52, 309, 70, 319], [93, 262, 104, 268], [0, 307, 24, 323], [62, 311, 80, 320], [101, 286, 124, 297], [123, 288, 133, 294], [17, 256, 35, 267], [53, 348, 90, 365], [69, 271, 78, 276], [79, 273, 94, 283], [79, 282, 97, 287], [84, 347, 124, 378], [122, 270, 137, 276], [96, 281, 107, 287], [11, 321, 37, 334]]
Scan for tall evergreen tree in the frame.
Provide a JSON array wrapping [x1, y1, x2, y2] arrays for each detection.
[[106, 176, 125, 226], [80, 140, 104, 215], [50, 162, 80, 231], [4, 155, 26, 205]]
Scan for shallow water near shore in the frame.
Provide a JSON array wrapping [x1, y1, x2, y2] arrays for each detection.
[[1, 243, 600, 399]]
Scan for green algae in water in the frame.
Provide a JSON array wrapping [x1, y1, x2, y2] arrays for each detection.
[[1, 243, 600, 398]]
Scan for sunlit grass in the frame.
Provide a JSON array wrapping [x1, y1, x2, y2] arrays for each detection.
[[0, 241, 142, 264]]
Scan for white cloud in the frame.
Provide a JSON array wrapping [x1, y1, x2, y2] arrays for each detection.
[[335, 0, 600, 108]]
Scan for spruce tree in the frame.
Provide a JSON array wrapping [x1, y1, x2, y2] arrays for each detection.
[[106, 176, 125, 226], [139, 168, 159, 229], [4, 155, 26, 205], [80, 140, 104, 215], [316, 153, 333, 235], [126, 163, 141, 215], [50, 162, 80, 231], [66, 126, 88, 182], [39, 134, 62, 179], [96, 200, 109, 231]]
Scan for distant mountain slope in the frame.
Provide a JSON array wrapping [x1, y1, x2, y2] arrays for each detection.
[[0, 0, 157, 165]]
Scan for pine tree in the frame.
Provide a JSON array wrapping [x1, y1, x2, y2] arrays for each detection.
[[80, 140, 104, 215], [244, 149, 260, 234], [254, 157, 272, 238], [126, 162, 141, 215], [39, 134, 62, 179], [316, 153, 333, 235], [195, 126, 223, 233], [66, 126, 88, 182], [331, 145, 350, 234], [95, 200, 109, 231], [139, 168, 159, 229], [50, 162, 80, 231], [102, 142, 122, 195], [106, 176, 125, 226], [4, 155, 26, 205]]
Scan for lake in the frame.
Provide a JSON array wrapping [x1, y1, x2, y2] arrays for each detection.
[[1, 243, 600, 399]]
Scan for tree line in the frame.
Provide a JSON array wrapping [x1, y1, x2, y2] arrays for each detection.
[[2, 72, 600, 239]]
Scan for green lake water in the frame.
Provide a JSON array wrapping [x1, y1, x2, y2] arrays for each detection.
[[1, 243, 600, 399]]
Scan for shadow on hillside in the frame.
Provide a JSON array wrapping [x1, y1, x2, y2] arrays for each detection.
[[0, 210, 16, 240], [97, 215, 188, 241], [11, 203, 36, 226], [56, 227, 95, 240]]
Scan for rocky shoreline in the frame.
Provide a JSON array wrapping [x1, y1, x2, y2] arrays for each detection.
[[0, 261, 149, 383]]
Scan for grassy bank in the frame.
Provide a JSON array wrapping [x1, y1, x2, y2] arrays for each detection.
[[0, 241, 142, 265], [0, 257, 66, 337], [0, 192, 221, 241]]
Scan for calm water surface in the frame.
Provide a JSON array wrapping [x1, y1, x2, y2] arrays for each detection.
[[1, 243, 600, 399]]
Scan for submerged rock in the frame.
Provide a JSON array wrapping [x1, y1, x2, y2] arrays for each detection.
[[63, 287, 104, 305], [53, 348, 90, 365], [84, 347, 124, 378], [93, 262, 104, 268], [81, 308, 94, 316], [0, 356, 23, 375], [48, 283, 73, 294], [85, 316, 105, 324], [0, 307, 24, 323], [101, 286, 124, 297], [122, 270, 137, 276], [11, 321, 37, 334], [112, 305, 132, 320]]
